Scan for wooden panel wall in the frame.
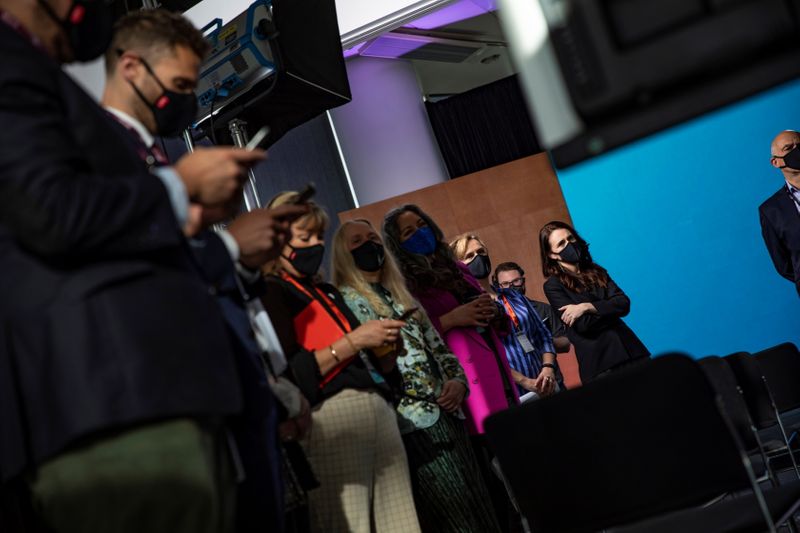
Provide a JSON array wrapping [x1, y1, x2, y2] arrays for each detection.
[[338, 153, 582, 388]]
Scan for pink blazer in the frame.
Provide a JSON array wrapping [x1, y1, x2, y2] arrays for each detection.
[[412, 263, 519, 434]]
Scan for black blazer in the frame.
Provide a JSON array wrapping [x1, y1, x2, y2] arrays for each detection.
[[544, 275, 649, 383], [0, 24, 241, 481], [759, 186, 800, 296], [189, 233, 283, 532]]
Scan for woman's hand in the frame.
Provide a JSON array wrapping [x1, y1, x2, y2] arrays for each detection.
[[375, 336, 404, 373], [558, 302, 593, 327], [532, 367, 557, 397], [441, 294, 496, 330], [349, 319, 406, 350], [437, 380, 467, 412]]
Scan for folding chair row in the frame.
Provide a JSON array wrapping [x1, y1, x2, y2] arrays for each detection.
[[484, 354, 800, 533], [724, 350, 800, 481]]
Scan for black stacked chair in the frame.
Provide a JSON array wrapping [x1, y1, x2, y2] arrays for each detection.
[[725, 352, 800, 481], [484, 354, 800, 533], [698, 356, 777, 487], [754, 343, 800, 417]]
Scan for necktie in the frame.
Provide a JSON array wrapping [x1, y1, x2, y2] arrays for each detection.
[[105, 111, 169, 168], [149, 142, 170, 166]]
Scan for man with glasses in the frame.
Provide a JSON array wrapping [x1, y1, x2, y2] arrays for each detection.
[[761, 130, 800, 297], [492, 262, 569, 398]]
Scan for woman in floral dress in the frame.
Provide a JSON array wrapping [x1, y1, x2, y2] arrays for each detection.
[[331, 219, 502, 533]]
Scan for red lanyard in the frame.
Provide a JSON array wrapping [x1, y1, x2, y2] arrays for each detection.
[[282, 273, 352, 334], [282, 273, 358, 388], [501, 295, 520, 330]]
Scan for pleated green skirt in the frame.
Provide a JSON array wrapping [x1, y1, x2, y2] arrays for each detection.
[[402, 413, 503, 533]]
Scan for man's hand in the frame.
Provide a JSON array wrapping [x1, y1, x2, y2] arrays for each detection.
[[278, 395, 312, 442], [182, 203, 204, 237], [174, 147, 265, 206], [227, 204, 309, 269], [532, 366, 557, 397]]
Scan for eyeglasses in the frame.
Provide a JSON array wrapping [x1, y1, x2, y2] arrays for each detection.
[[498, 276, 525, 289]]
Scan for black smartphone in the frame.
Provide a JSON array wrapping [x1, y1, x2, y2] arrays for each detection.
[[397, 307, 419, 321], [291, 183, 316, 204]]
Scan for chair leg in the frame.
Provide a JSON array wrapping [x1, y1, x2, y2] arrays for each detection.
[[753, 424, 782, 487], [716, 395, 778, 533], [763, 376, 800, 481]]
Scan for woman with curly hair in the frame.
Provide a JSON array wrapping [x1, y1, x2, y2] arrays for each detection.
[[383, 204, 518, 531]]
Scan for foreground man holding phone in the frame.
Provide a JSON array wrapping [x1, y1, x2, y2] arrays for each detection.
[[0, 1, 267, 532]]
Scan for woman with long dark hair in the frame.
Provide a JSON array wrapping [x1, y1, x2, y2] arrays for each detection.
[[383, 204, 517, 531], [539, 221, 649, 383]]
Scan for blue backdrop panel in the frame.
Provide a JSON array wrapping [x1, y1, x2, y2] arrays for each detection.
[[556, 80, 800, 358]]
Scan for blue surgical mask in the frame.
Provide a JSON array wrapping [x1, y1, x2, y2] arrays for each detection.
[[401, 226, 437, 256]]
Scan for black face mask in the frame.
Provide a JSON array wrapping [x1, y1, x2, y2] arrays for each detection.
[[39, 0, 114, 62], [777, 145, 800, 171], [467, 254, 492, 279], [285, 244, 325, 277], [511, 284, 526, 296], [558, 242, 586, 265], [351, 241, 385, 273], [127, 54, 198, 137]]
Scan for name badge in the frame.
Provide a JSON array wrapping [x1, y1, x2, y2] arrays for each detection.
[[516, 332, 536, 354]]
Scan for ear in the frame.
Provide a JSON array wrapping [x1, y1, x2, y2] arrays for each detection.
[[117, 54, 141, 83], [549, 252, 560, 261], [771, 156, 782, 170]]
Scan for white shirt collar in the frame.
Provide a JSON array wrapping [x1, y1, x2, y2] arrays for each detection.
[[105, 107, 155, 149]]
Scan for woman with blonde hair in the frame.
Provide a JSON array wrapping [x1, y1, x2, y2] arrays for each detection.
[[450, 234, 560, 398], [332, 218, 502, 533], [262, 192, 420, 533], [449, 233, 493, 294]]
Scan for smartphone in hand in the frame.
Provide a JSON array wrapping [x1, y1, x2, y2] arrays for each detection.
[[290, 183, 316, 204], [397, 307, 419, 321]]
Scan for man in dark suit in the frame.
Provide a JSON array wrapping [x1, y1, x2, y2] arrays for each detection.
[[760, 129, 800, 297], [101, 10, 315, 532], [0, 1, 267, 532]]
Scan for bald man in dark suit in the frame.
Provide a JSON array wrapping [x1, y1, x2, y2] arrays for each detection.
[[760, 130, 800, 297]]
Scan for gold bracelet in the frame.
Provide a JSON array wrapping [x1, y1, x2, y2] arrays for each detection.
[[343, 334, 358, 353], [330, 344, 341, 363]]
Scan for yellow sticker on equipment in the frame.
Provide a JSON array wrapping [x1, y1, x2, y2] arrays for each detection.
[[220, 25, 238, 44]]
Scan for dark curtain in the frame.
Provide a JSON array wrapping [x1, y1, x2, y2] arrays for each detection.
[[425, 75, 542, 178]]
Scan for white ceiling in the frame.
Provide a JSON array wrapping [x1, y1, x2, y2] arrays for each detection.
[[356, 11, 516, 98]]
